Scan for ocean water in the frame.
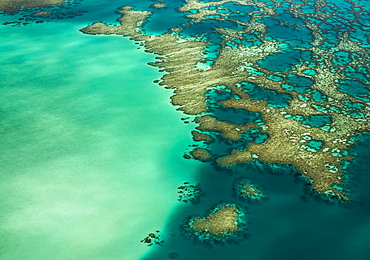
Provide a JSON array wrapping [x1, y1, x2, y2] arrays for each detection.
[[0, 4, 202, 259], [1, 1, 370, 260], [142, 155, 370, 260]]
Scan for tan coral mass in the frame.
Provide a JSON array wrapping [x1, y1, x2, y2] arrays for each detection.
[[0, 0, 65, 14], [190, 148, 212, 161], [241, 182, 261, 197], [80, 1, 370, 201], [191, 205, 239, 235]]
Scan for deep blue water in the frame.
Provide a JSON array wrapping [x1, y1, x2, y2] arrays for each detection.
[[142, 140, 370, 259]]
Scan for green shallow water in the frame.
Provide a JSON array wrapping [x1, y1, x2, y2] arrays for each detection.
[[0, 20, 201, 260]]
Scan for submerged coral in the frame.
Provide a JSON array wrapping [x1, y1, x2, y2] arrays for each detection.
[[80, 0, 370, 201], [181, 203, 248, 245]]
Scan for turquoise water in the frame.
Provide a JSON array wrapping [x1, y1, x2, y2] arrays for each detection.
[[1, 0, 370, 260], [0, 6, 202, 259], [145, 0, 189, 36], [240, 81, 292, 108]]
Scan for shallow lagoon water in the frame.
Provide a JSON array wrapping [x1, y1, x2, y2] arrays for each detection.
[[0, 12, 202, 260], [1, 0, 370, 260]]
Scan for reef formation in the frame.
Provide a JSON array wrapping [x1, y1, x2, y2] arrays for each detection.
[[1, 0, 84, 26], [0, 0, 65, 14], [182, 203, 248, 244], [80, 3, 370, 244], [141, 231, 164, 247], [235, 178, 264, 202], [177, 182, 204, 204]]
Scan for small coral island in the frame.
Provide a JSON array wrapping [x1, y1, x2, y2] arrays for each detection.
[[235, 179, 264, 202], [182, 203, 248, 245]]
